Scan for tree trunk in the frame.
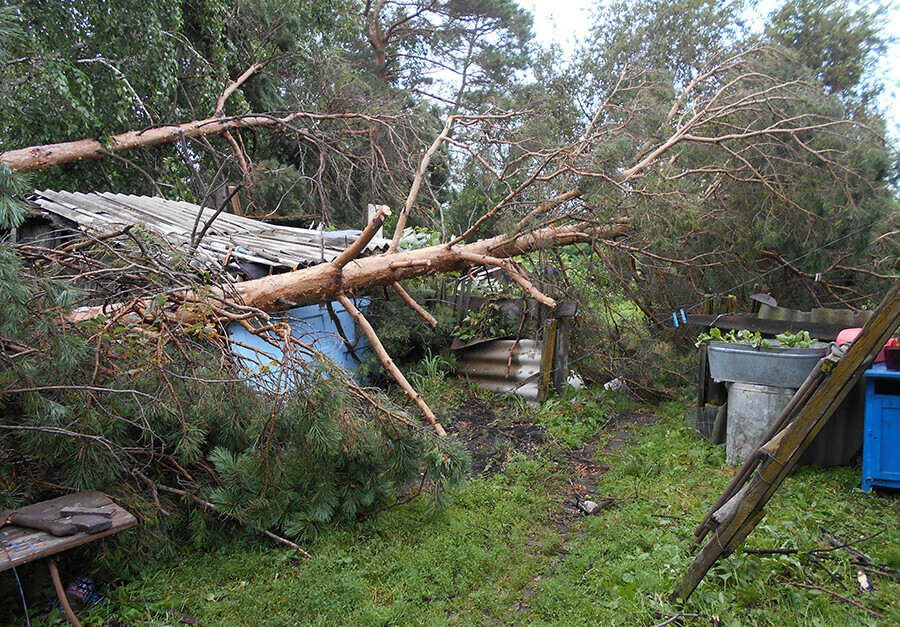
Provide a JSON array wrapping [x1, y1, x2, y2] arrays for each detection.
[[0, 114, 303, 173], [68, 223, 628, 325]]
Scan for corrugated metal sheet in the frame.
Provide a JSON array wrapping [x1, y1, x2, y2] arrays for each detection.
[[799, 379, 864, 467], [758, 303, 873, 327], [29, 190, 390, 270], [455, 339, 543, 402]]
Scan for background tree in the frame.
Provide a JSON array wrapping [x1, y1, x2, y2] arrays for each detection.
[[766, 0, 888, 105], [360, 0, 533, 109]]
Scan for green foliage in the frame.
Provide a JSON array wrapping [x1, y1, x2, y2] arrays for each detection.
[[200, 377, 469, 541], [1, 0, 194, 188], [407, 348, 456, 388], [546, 0, 900, 326], [696, 328, 819, 349], [356, 281, 457, 383], [580, 0, 746, 91], [45, 404, 899, 626], [775, 330, 819, 348], [0, 0, 361, 204], [695, 328, 770, 349], [537, 390, 622, 449], [0, 163, 29, 229], [2, 318, 469, 566], [767, 0, 889, 101], [451, 300, 517, 342]]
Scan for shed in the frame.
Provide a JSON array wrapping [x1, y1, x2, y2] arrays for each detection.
[[23, 190, 387, 381]]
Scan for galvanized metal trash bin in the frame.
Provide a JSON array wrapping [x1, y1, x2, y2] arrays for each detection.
[[726, 382, 796, 465]]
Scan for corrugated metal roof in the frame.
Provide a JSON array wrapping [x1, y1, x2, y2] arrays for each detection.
[[30, 190, 390, 270]]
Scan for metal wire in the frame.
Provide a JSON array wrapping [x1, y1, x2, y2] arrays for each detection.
[[1, 540, 32, 627]]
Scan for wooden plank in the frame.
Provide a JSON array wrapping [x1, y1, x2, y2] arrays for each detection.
[[552, 315, 571, 398], [554, 301, 578, 318], [673, 278, 900, 603], [539, 319, 558, 402], [698, 342, 709, 408], [0, 491, 136, 571]]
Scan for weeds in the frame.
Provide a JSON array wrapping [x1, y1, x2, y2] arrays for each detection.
[[9, 393, 898, 626], [537, 389, 628, 448]]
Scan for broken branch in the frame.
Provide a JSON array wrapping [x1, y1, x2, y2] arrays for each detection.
[[391, 281, 438, 327], [454, 251, 556, 308], [332, 205, 391, 270], [215, 63, 265, 116], [786, 582, 884, 619], [149, 478, 312, 557], [336, 294, 446, 437], [389, 116, 456, 252]]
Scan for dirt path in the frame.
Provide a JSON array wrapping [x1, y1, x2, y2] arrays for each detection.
[[446, 398, 660, 613]]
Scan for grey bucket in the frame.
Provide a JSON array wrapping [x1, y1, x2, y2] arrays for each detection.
[[726, 382, 796, 465]]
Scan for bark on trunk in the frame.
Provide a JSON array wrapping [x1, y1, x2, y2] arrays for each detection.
[[68, 222, 628, 324], [0, 114, 299, 173]]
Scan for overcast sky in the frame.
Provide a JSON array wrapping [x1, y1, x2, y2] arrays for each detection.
[[524, 0, 900, 138]]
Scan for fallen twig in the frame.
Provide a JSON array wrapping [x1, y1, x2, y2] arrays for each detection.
[[649, 612, 707, 626], [786, 581, 884, 619], [134, 472, 311, 557], [824, 533, 877, 565], [807, 553, 847, 590]]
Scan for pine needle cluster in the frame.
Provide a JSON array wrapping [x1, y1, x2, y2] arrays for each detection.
[[0, 168, 468, 574]]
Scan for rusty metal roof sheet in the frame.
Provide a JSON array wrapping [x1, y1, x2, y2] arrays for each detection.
[[29, 190, 390, 270], [454, 339, 543, 402]]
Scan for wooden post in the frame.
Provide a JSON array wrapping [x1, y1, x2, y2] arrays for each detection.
[[228, 185, 243, 216], [551, 301, 577, 399], [552, 316, 570, 397], [539, 317, 558, 402], [457, 279, 473, 325], [366, 203, 384, 240]]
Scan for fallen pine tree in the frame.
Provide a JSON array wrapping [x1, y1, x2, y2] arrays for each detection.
[[2, 37, 896, 569]]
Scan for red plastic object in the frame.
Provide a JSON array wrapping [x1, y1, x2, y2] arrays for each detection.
[[837, 328, 886, 363]]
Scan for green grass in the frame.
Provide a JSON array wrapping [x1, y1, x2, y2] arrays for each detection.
[[527, 413, 900, 626], [82, 455, 566, 626], [17, 396, 900, 626]]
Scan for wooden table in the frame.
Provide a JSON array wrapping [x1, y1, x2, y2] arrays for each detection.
[[1, 490, 137, 626]]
